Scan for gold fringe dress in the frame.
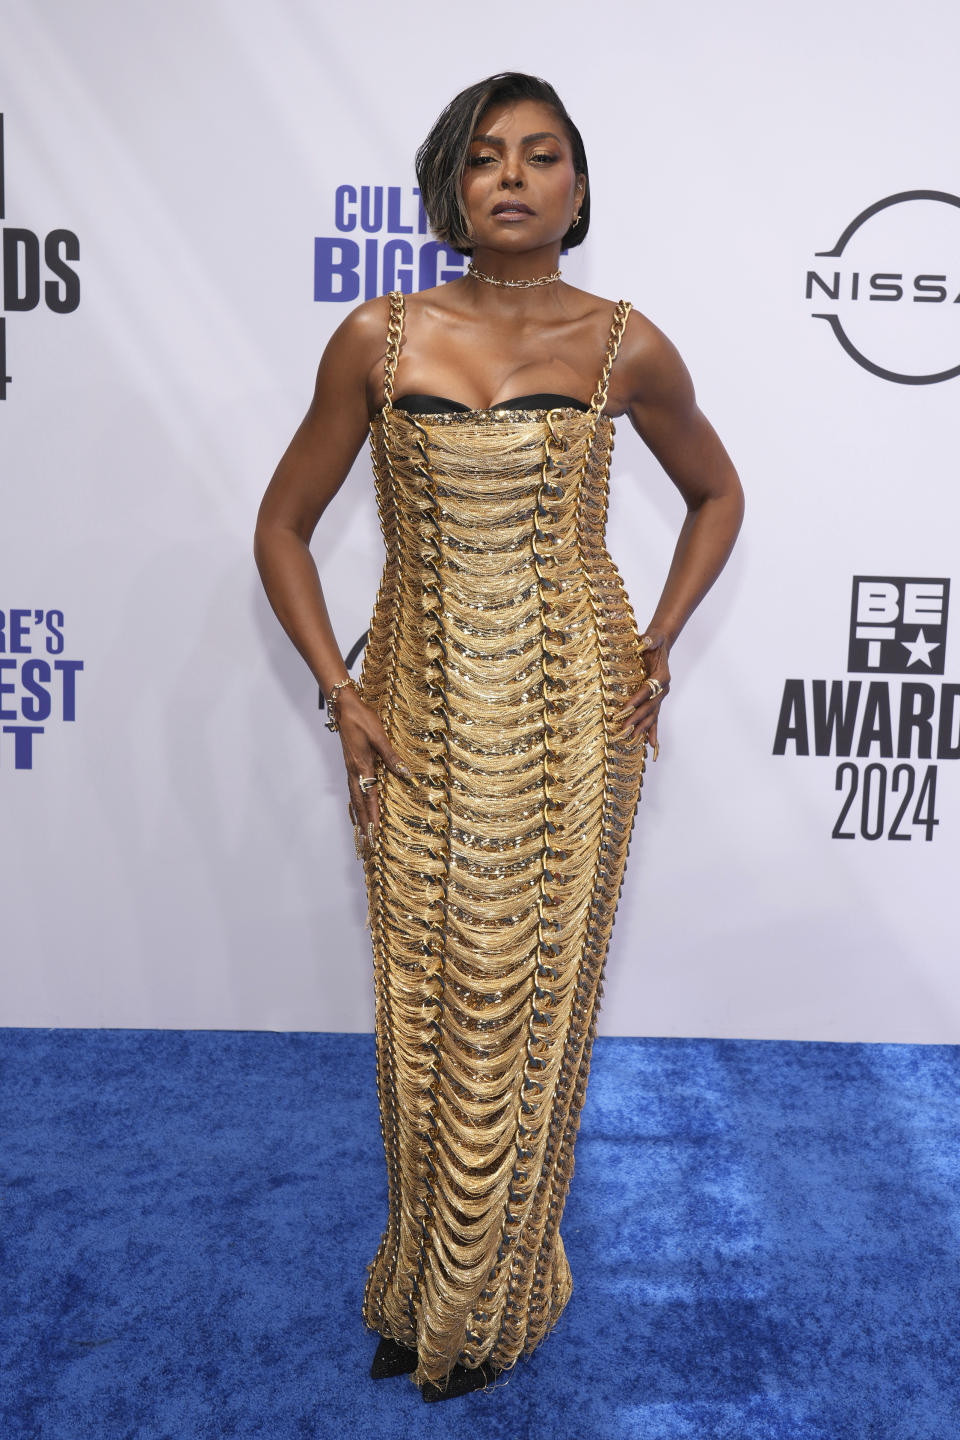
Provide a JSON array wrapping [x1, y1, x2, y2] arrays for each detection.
[[359, 291, 648, 1387]]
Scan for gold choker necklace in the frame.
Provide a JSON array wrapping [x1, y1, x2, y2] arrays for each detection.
[[468, 262, 562, 289]]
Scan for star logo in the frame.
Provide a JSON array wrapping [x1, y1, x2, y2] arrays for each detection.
[[902, 628, 941, 668]]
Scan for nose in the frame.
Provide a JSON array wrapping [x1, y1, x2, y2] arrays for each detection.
[[499, 154, 524, 188]]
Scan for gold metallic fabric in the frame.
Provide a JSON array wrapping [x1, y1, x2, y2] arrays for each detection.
[[359, 291, 648, 1387]]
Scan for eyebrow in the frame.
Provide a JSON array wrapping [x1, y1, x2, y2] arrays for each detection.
[[470, 131, 563, 146]]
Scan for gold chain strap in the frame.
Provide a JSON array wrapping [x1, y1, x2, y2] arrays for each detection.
[[589, 299, 632, 413], [382, 290, 404, 411]]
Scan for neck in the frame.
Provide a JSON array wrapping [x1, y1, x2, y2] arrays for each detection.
[[468, 243, 563, 286]]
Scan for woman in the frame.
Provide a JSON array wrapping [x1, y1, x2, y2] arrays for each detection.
[[254, 72, 743, 1401]]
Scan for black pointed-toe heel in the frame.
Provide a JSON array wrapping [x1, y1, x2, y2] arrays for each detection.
[[370, 1334, 419, 1379], [421, 1359, 499, 1402]]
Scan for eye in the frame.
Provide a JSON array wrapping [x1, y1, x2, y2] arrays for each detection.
[[466, 153, 497, 167], [530, 151, 559, 165]]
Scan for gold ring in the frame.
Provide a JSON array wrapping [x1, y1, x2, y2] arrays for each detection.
[[358, 775, 379, 794], [646, 678, 664, 699]]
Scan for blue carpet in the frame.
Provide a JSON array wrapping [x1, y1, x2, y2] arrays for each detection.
[[1, 1030, 958, 1439]]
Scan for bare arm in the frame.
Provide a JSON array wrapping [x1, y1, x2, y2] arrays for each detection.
[[253, 297, 411, 845], [254, 301, 382, 690], [611, 313, 745, 751]]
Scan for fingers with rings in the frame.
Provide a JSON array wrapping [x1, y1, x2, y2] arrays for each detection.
[[616, 678, 667, 719], [349, 768, 381, 857], [615, 672, 668, 744]]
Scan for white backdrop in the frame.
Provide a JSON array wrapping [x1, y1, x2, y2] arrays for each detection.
[[1, 0, 957, 1041]]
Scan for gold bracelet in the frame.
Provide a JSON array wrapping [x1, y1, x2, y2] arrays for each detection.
[[324, 676, 362, 733]]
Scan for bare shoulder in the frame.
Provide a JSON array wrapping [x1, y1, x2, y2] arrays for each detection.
[[403, 280, 458, 312], [401, 280, 487, 327], [312, 293, 393, 414], [617, 306, 686, 374], [557, 282, 625, 318], [606, 305, 696, 415], [554, 285, 656, 354], [322, 292, 392, 363]]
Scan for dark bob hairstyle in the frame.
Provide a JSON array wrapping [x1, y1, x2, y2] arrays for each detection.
[[415, 72, 590, 257]]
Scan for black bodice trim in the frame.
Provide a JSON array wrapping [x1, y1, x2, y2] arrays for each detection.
[[393, 393, 590, 416]]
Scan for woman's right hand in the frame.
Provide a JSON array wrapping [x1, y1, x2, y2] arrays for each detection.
[[334, 688, 414, 853]]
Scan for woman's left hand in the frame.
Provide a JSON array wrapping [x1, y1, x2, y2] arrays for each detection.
[[615, 631, 671, 757]]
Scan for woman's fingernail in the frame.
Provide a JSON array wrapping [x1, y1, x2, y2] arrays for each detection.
[[367, 822, 376, 843]]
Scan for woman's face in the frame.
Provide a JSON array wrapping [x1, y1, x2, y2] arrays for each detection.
[[459, 98, 585, 257]]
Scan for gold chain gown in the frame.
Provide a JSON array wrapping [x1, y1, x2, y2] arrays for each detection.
[[359, 291, 648, 1387]]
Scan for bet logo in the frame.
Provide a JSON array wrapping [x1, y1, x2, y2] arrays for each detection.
[[773, 573, 957, 843], [848, 577, 949, 675]]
